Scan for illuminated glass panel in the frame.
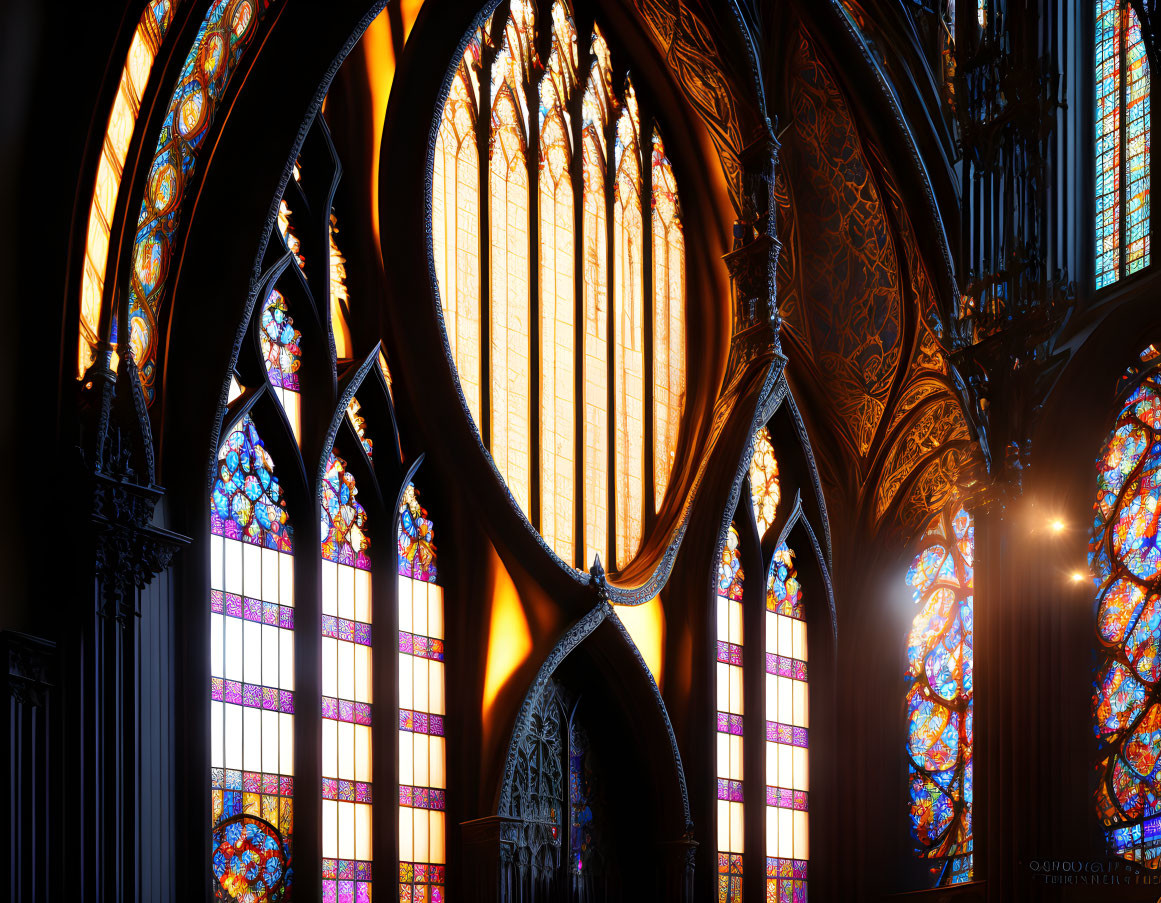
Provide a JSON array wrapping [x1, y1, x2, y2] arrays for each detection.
[[765, 542, 808, 901], [582, 35, 611, 569], [750, 427, 781, 538], [716, 524, 746, 895], [1125, 6, 1150, 276], [651, 130, 685, 511], [330, 213, 353, 360], [397, 483, 446, 900], [431, 9, 687, 572], [433, 58, 482, 420], [489, 74, 532, 515], [209, 416, 295, 892], [259, 287, 302, 443], [320, 454, 374, 902], [278, 199, 306, 271], [78, 0, 183, 378], [906, 505, 974, 885], [613, 88, 645, 567], [1095, 0, 1151, 288], [1092, 367, 1161, 867], [347, 398, 373, 459], [126, 0, 274, 399], [538, 23, 577, 563]]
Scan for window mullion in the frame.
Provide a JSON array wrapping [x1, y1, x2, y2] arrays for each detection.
[[528, 68, 543, 534]]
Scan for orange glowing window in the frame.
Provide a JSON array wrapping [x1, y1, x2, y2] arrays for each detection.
[[78, 0, 184, 378], [431, 3, 687, 573]]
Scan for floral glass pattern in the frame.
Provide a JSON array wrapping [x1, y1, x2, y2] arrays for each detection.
[[397, 483, 446, 901], [212, 815, 288, 903], [126, 0, 274, 399], [320, 453, 373, 902], [432, 1, 687, 570], [1092, 368, 1161, 866], [906, 504, 974, 885], [716, 524, 745, 898], [210, 417, 295, 894], [259, 287, 302, 441]]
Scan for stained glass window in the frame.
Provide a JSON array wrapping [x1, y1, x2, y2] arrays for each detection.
[[126, 0, 275, 399], [1092, 365, 1161, 866], [716, 524, 746, 898], [750, 427, 781, 538], [432, 4, 686, 570], [906, 504, 974, 886], [765, 542, 808, 901], [210, 416, 295, 896], [260, 288, 302, 442], [1095, 0, 1151, 289], [78, 0, 184, 379], [397, 483, 446, 901], [320, 453, 374, 902]]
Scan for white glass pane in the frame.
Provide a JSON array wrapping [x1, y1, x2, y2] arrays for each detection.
[[323, 799, 339, 858], [338, 720, 355, 780], [338, 800, 355, 860], [428, 584, 444, 640], [355, 644, 372, 703], [430, 661, 445, 716], [413, 733, 430, 787], [355, 801, 373, 860], [224, 538, 243, 594], [262, 710, 279, 773], [322, 718, 338, 777], [430, 736, 446, 789], [243, 542, 262, 600], [279, 550, 294, 607], [262, 625, 279, 687], [242, 706, 261, 771], [355, 723, 372, 782], [399, 806, 414, 861], [242, 620, 261, 685], [430, 810, 446, 863], [279, 712, 294, 774], [354, 568, 371, 623], [338, 640, 355, 701], [322, 560, 338, 615], [210, 534, 224, 590], [413, 657, 429, 712], [398, 575, 413, 632], [279, 629, 294, 690], [211, 700, 224, 768], [224, 618, 243, 682], [210, 613, 224, 678], [399, 653, 414, 710], [224, 703, 242, 769], [321, 638, 338, 698], [338, 564, 355, 620], [262, 547, 279, 603], [399, 729, 414, 785]]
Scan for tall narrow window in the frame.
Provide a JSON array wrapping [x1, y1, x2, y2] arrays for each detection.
[[433, 54, 482, 419], [489, 68, 533, 514], [582, 30, 612, 569], [651, 131, 685, 509], [397, 483, 446, 901], [613, 86, 645, 567], [432, 4, 686, 570], [1093, 359, 1161, 865], [210, 416, 295, 898], [259, 287, 303, 442], [538, 12, 578, 561], [1095, 0, 1151, 289], [906, 504, 974, 885], [765, 542, 809, 900], [320, 453, 374, 902], [716, 524, 746, 900]]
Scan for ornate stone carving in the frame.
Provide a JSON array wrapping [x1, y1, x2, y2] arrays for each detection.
[[80, 353, 189, 616]]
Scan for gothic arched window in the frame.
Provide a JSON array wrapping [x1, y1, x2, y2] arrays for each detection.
[[1092, 348, 1161, 865], [432, 0, 687, 570], [1095, 0, 1151, 289], [714, 426, 811, 901], [905, 503, 974, 886]]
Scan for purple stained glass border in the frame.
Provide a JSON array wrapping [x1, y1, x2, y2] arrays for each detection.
[[321, 695, 372, 725], [211, 590, 295, 629], [400, 708, 446, 736], [717, 778, 744, 802], [716, 711, 744, 736], [765, 785, 809, 811], [321, 778, 373, 803], [766, 720, 809, 748], [398, 630, 445, 662], [766, 857, 808, 880], [211, 677, 294, 714], [716, 640, 743, 666], [399, 784, 447, 811], [766, 652, 807, 681], [322, 613, 372, 646]]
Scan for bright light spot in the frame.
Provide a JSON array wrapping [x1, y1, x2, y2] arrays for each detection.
[[1050, 519, 1066, 534], [482, 548, 532, 723], [1071, 571, 1085, 583], [612, 596, 665, 689]]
